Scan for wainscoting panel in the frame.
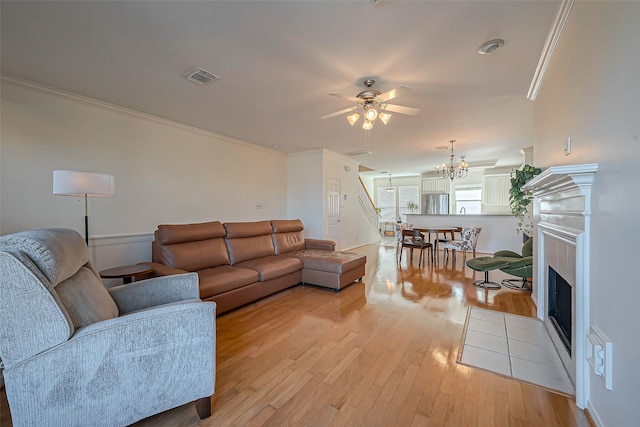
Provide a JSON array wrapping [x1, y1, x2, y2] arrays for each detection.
[[90, 233, 154, 287]]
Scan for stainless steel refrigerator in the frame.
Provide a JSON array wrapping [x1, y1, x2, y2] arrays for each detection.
[[421, 193, 449, 214]]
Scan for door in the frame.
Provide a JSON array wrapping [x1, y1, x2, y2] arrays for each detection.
[[327, 178, 341, 246]]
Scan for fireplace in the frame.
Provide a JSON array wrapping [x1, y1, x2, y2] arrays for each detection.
[[548, 266, 571, 356], [522, 163, 597, 409]]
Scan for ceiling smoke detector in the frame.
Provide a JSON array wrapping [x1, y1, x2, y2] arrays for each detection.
[[477, 39, 504, 55], [184, 67, 219, 85]]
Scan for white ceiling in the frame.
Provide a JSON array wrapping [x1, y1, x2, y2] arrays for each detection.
[[1, 1, 560, 177]]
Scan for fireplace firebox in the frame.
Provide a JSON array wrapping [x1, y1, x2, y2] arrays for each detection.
[[548, 266, 572, 356]]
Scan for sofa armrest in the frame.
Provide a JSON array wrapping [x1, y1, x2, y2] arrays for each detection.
[[304, 238, 336, 251], [140, 261, 189, 277], [108, 272, 200, 314]]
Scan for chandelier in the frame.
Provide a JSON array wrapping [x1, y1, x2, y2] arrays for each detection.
[[435, 140, 468, 180], [385, 174, 394, 192]]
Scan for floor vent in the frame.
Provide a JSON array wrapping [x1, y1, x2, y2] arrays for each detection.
[[184, 68, 219, 85]]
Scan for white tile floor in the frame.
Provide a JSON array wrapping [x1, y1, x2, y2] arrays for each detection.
[[459, 307, 575, 396]]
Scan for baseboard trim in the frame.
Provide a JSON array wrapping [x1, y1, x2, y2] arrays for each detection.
[[586, 401, 603, 427]]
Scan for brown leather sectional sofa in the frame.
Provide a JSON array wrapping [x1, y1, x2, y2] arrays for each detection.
[[145, 219, 366, 314]]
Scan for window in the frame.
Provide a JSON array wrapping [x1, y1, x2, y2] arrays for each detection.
[[377, 187, 397, 222], [455, 185, 482, 214], [376, 185, 420, 222], [398, 185, 420, 221]]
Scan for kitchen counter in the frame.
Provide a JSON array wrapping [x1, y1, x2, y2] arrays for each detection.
[[406, 214, 523, 254]]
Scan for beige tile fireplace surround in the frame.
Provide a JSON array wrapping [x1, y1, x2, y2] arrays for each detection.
[[523, 164, 598, 409]]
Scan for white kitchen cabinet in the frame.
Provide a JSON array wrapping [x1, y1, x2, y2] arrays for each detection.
[[482, 174, 511, 205], [422, 178, 450, 194]]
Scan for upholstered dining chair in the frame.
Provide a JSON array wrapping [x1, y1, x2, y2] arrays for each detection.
[[0, 228, 216, 427], [442, 226, 482, 262], [398, 229, 433, 267]]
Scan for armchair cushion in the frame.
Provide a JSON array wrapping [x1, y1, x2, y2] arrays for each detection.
[[57, 266, 119, 328]]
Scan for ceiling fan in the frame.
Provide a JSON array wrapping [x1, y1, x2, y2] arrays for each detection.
[[321, 79, 420, 129]]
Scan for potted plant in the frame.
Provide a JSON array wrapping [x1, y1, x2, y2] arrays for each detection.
[[407, 201, 419, 213], [509, 164, 542, 236]]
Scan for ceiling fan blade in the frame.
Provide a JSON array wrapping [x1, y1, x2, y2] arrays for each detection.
[[376, 85, 410, 103], [380, 103, 420, 116], [329, 92, 363, 103], [321, 105, 358, 120]]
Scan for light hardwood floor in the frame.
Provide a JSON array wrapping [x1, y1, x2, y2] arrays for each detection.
[[1, 243, 592, 427]]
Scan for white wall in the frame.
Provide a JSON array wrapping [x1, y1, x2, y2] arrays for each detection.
[[287, 149, 380, 250], [1, 78, 288, 267], [322, 149, 379, 250], [287, 150, 324, 239], [532, 3, 640, 425]]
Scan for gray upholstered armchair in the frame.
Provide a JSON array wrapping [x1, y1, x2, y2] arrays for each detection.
[[0, 228, 215, 427]]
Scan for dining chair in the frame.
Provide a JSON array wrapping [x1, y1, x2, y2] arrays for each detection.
[[395, 223, 414, 251], [442, 226, 481, 263], [434, 226, 462, 260], [398, 229, 433, 267]]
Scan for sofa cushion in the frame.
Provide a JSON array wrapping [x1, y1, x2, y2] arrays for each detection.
[[224, 221, 275, 264], [197, 265, 260, 298], [271, 219, 305, 255], [157, 221, 226, 245], [160, 238, 230, 271], [236, 255, 303, 281], [56, 266, 119, 328]]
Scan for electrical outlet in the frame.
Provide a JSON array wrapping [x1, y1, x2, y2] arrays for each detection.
[[564, 137, 572, 155], [588, 326, 613, 390]]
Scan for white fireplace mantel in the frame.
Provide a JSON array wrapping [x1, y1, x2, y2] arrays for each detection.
[[523, 163, 597, 409], [523, 163, 598, 198]]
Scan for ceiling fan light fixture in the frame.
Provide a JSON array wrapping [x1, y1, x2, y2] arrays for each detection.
[[379, 112, 392, 125], [347, 113, 360, 126], [364, 106, 378, 121], [362, 119, 373, 130]]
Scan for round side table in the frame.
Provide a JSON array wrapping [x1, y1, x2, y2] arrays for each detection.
[[99, 264, 153, 285]]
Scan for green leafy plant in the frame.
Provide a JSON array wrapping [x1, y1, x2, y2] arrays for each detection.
[[509, 164, 542, 236], [407, 201, 419, 213]]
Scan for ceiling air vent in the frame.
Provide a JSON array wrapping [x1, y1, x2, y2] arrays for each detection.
[[184, 67, 219, 85]]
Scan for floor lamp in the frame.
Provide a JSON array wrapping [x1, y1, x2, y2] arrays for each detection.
[[53, 170, 115, 245]]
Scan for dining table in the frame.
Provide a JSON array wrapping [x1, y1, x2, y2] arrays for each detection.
[[413, 226, 462, 260]]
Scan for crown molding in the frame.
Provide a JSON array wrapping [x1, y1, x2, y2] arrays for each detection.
[[1, 75, 285, 157], [527, 0, 574, 101]]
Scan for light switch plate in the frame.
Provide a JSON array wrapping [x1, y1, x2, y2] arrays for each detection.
[[564, 137, 572, 155]]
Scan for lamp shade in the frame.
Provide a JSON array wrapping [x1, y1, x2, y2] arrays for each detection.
[[53, 170, 115, 197]]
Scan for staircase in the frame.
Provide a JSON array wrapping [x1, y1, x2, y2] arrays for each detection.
[[358, 177, 380, 233]]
